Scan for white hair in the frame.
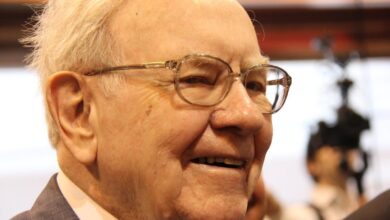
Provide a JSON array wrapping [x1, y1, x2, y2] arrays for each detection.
[[22, 0, 125, 147]]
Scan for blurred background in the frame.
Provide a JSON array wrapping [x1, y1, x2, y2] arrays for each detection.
[[0, 0, 389, 219]]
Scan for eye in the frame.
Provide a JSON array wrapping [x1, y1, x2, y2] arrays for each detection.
[[246, 81, 266, 93], [179, 75, 215, 86]]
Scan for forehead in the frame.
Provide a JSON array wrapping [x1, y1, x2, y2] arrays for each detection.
[[109, 0, 262, 65]]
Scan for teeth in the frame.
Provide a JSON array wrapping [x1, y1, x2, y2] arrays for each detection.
[[215, 157, 224, 163], [223, 158, 244, 166], [199, 157, 206, 164], [193, 157, 245, 168], [207, 157, 215, 164]]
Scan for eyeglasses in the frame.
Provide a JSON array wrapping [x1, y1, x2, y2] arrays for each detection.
[[85, 54, 292, 114]]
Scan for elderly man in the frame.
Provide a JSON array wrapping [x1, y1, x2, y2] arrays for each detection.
[[13, 0, 291, 219]]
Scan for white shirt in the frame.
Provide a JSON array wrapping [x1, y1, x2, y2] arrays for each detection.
[[57, 171, 118, 220], [281, 184, 358, 220]]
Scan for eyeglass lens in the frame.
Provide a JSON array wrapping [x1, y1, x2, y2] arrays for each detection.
[[175, 55, 289, 113]]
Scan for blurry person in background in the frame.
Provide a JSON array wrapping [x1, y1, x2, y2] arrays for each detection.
[[11, 0, 291, 219], [246, 99, 370, 220], [282, 121, 369, 220]]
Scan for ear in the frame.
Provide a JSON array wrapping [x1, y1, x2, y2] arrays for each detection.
[[46, 71, 97, 165]]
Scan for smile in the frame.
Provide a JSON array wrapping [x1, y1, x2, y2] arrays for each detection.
[[191, 157, 246, 169]]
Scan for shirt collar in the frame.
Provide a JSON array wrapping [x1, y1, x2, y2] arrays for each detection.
[[57, 170, 118, 220]]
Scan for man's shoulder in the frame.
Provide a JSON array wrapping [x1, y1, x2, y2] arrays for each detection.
[[11, 211, 31, 220], [11, 174, 79, 220]]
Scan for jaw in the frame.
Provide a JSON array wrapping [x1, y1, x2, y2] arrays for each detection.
[[166, 160, 262, 220]]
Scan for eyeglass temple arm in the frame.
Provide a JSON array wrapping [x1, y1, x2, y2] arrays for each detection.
[[267, 76, 292, 87], [84, 61, 177, 76]]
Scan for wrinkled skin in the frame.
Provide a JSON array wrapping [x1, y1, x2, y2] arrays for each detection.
[[53, 0, 273, 219]]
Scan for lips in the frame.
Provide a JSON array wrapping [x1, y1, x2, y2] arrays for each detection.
[[191, 157, 247, 169], [185, 134, 254, 173]]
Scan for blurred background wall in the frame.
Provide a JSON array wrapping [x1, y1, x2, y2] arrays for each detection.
[[0, 0, 390, 219]]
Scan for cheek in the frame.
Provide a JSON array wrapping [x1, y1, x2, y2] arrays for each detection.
[[97, 94, 213, 212], [142, 108, 217, 213], [246, 117, 273, 202], [254, 117, 273, 160]]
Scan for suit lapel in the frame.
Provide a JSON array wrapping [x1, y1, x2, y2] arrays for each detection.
[[27, 174, 79, 220]]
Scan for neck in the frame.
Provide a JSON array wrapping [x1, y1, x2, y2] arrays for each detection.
[[318, 176, 348, 191], [58, 145, 157, 220]]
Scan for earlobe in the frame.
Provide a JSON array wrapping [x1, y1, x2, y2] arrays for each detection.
[[46, 71, 97, 165]]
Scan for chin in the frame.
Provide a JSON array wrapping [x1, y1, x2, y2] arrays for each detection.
[[201, 205, 246, 220], [174, 195, 248, 220]]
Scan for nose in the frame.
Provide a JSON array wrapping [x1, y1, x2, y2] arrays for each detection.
[[209, 79, 266, 136]]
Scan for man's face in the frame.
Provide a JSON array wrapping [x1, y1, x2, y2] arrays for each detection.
[[310, 146, 358, 185], [313, 146, 345, 180], [312, 146, 362, 184], [89, 0, 272, 219]]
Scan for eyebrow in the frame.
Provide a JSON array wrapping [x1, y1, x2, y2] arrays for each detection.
[[191, 58, 221, 68], [240, 57, 269, 72]]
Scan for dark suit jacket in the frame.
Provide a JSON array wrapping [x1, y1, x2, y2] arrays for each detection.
[[344, 189, 390, 220], [11, 175, 79, 220]]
